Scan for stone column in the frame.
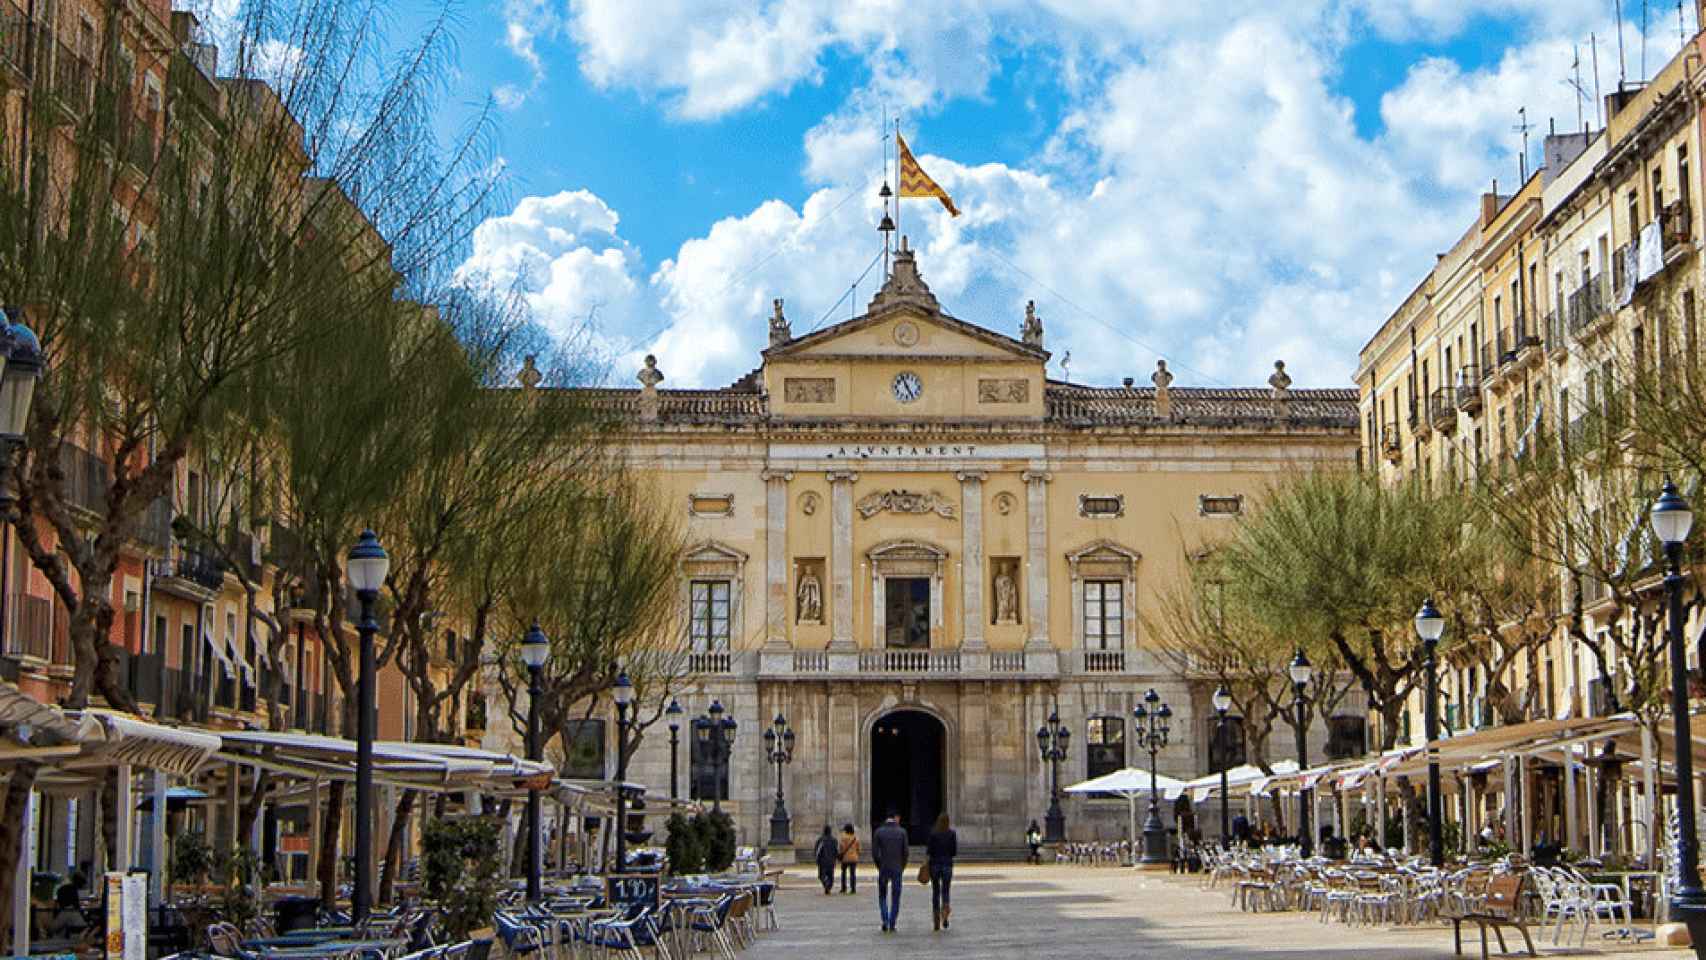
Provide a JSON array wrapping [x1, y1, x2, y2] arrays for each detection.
[[761, 470, 792, 650], [958, 472, 986, 649], [1023, 471, 1051, 652], [828, 471, 858, 652]]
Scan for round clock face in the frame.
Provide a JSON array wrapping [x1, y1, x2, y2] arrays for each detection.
[[892, 371, 923, 403]]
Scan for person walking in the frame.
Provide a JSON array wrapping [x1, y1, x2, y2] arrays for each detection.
[[838, 824, 861, 893], [814, 825, 839, 894], [927, 813, 958, 931], [872, 811, 909, 932], [1025, 820, 1043, 864]]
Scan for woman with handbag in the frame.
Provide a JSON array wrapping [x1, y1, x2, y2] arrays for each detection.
[[837, 823, 861, 893], [926, 813, 958, 931]]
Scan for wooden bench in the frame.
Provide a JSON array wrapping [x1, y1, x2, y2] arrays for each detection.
[[1450, 872, 1536, 959]]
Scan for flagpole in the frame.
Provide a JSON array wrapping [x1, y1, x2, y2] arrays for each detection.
[[894, 118, 901, 252]]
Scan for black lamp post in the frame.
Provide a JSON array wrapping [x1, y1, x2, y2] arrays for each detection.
[[701, 699, 736, 814], [1415, 598, 1446, 868], [346, 530, 389, 923], [1132, 689, 1173, 865], [1212, 685, 1233, 847], [0, 315, 41, 511], [611, 671, 634, 873], [666, 698, 683, 801], [1036, 708, 1070, 844], [1651, 479, 1706, 952], [764, 713, 795, 846], [1289, 648, 1313, 857], [520, 622, 550, 900]]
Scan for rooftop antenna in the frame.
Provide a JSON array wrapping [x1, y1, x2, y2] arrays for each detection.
[[878, 105, 894, 278], [1591, 33, 1604, 126], [1514, 107, 1534, 180], [1565, 44, 1590, 131], [1615, 0, 1627, 91]]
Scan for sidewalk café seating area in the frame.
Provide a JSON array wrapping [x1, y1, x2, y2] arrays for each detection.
[[169, 870, 784, 960], [1201, 845, 1658, 956]]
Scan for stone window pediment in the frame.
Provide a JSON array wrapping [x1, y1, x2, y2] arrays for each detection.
[[683, 540, 748, 574]]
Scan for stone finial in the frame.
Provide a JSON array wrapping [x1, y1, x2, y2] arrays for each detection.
[[867, 238, 941, 314], [1021, 300, 1044, 348], [1152, 359, 1174, 419], [768, 297, 791, 347], [637, 354, 663, 421], [517, 354, 542, 392], [1269, 360, 1292, 418]]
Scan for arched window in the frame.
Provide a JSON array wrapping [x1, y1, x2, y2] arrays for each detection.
[[1085, 715, 1125, 779]]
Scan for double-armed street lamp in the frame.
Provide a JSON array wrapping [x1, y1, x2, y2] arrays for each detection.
[[764, 713, 796, 846], [346, 530, 390, 924], [611, 671, 634, 873], [1288, 648, 1313, 857], [1036, 708, 1071, 844], [1212, 685, 1233, 847], [1651, 479, 1706, 953], [698, 699, 736, 813], [520, 622, 550, 901], [1415, 598, 1446, 867], [666, 698, 684, 800], [1133, 689, 1172, 865]]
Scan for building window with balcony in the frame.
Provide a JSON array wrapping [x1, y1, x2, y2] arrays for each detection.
[[1084, 581, 1124, 651], [1085, 715, 1125, 780], [1069, 541, 1138, 659], [689, 579, 731, 651]]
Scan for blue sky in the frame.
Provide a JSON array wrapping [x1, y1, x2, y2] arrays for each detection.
[[417, 0, 1692, 390]]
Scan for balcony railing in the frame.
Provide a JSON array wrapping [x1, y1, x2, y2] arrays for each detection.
[[1567, 274, 1608, 337], [688, 650, 731, 674], [173, 549, 227, 591], [50, 40, 91, 115], [1612, 242, 1632, 301], [1456, 367, 1483, 414], [1479, 344, 1497, 381], [0, 3, 30, 75], [859, 649, 961, 673], [1082, 649, 1126, 673], [1428, 388, 1456, 432]]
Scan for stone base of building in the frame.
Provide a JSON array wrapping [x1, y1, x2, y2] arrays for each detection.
[[766, 844, 798, 865]]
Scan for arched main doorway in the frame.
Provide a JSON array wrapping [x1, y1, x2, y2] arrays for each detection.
[[870, 710, 945, 845]]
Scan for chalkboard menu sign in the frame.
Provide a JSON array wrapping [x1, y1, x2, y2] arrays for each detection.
[[605, 872, 662, 910]]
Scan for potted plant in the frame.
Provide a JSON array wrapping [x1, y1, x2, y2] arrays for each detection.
[[422, 816, 503, 953]]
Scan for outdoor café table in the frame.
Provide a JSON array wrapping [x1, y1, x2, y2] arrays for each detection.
[[1586, 870, 1662, 942], [253, 936, 406, 960]]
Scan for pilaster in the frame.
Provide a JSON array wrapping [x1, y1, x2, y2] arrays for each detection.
[[958, 471, 987, 650], [1023, 470, 1051, 656], [828, 471, 858, 652], [761, 470, 792, 651]]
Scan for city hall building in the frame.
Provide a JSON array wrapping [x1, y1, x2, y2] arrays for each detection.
[[556, 246, 1360, 851]]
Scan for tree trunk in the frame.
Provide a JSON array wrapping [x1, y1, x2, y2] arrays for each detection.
[[237, 769, 270, 850], [100, 766, 118, 873], [317, 779, 345, 910], [0, 763, 40, 952], [377, 791, 415, 904]]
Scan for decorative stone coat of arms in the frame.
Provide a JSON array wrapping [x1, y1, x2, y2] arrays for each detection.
[[856, 489, 957, 520]]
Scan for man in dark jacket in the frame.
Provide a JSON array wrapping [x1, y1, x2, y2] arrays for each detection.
[[872, 812, 909, 932]]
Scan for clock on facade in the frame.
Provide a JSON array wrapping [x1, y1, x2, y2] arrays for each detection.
[[892, 371, 923, 403]]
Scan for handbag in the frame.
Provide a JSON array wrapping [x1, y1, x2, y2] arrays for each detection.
[[916, 860, 932, 885]]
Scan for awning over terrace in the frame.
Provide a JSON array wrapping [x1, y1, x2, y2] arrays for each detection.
[[215, 731, 553, 792]]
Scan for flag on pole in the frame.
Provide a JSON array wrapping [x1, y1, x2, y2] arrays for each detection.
[[896, 133, 960, 217]]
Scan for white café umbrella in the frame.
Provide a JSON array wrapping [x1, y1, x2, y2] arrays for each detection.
[[1063, 768, 1190, 861]]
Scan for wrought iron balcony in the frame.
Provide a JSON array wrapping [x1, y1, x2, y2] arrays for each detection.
[[1428, 388, 1456, 433], [174, 549, 227, 591], [1456, 367, 1483, 414]]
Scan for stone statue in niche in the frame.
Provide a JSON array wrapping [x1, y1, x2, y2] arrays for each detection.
[[796, 567, 823, 624], [993, 569, 1019, 624]]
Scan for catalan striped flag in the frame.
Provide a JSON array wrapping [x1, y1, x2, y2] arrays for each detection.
[[897, 133, 960, 217]]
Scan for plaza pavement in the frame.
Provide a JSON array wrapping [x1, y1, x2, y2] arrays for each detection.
[[755, 864, 1684, 959]]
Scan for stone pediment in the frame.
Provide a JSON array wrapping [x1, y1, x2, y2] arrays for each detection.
[[763, 246, 1046, 364]]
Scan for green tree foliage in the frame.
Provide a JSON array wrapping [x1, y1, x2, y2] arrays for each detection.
[[421, 817, 504, 941], [664, 812, 706, 876]]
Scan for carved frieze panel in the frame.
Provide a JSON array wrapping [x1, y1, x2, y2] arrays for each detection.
[[784, 377, 836, 403], [856, 489, 957, 520], [978, 378, 1030, 403], [688, 493, 734, 517]]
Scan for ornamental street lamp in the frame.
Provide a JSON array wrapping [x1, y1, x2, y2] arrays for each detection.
[[666, 699, 684, 801], [1212, 685, 1233, 848], [1289, 648, 1313, 858], [611, 671, 634, 873], [520, 622, 550, 901], [1036, 708, 1071, 844], [0, 315, 42, 511], [763, 713, 796, 846], [1415, 598, 1446, 868], [700, 700, 737, 813], [346, 530, 389, 924], [1133, 689, 1173, 865], [1651, 478, 1706, 953]]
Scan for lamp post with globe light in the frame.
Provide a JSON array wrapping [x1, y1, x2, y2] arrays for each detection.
[[1133, 689, 1172, 866], [666, 699, 684, 800], [1415, 598, 1446, 867], [764, 713, 795, 847], [520, 622, 550, 900], [347, 530, 389, 923], [1212, 685, 1233, 847], [1289, 648, 1313, 857], [1651, 479, 1706, 953], [1036, 709, 1071, 844], [611, 672, 634, 872]]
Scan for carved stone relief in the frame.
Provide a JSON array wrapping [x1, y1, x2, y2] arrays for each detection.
[[977, 378, 1030, 403], [893, 320, 920, 347], [798, 491, 821, 516], [784, 377, 836, 403], [992, 491, 1017, 516], [856, 489, 957, 520]]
